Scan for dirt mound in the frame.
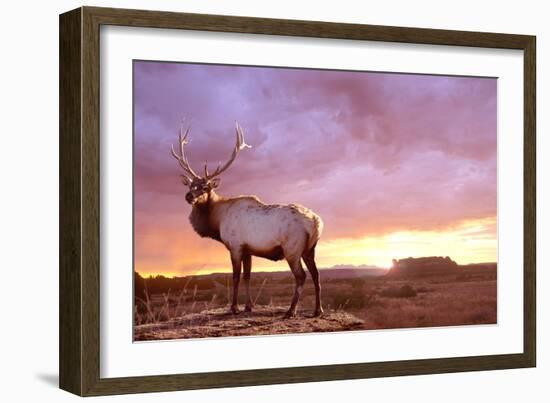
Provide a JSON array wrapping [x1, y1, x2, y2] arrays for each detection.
[[134, 305, 364, 341]]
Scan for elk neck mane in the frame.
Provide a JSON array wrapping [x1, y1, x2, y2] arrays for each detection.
[[188, 191, 262, 242], [188, 192, 222, 241]]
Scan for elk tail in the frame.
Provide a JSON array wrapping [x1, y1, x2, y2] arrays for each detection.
[[307, 214, 324, 252]]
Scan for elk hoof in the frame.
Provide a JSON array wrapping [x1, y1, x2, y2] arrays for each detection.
[[230, 305, 240, 315], [283, 310, 297, 319], [313, 308, 324, 317]]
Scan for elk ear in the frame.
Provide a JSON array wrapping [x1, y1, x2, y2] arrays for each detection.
[[209, 177, 221, 189], [180, 175, 191, 186]]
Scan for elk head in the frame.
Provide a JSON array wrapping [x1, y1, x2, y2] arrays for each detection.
[[171, 121, 251, 205]]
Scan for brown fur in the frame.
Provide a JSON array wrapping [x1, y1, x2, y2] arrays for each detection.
[[188, 195, 221, 241]]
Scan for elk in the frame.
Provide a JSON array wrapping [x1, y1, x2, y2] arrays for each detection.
[[171, 121, 324, 318]]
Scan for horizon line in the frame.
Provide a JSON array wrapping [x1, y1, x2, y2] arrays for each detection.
[[135, 261, 498, 279]]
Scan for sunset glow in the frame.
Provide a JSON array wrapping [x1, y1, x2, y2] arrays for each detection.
[[135, 217, 496, 277], [134, 61, 497, 278]]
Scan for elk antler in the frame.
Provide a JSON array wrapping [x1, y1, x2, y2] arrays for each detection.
[[171, 120, 200, 179], [204, 122, 251, 179]]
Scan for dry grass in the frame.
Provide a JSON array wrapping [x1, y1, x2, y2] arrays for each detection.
[[134, 265, 497, 340], [356, 280, 497, 329]]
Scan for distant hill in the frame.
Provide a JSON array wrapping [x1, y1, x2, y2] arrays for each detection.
[[460, 262, 498, 270], [202, 265, 388, 280], [318, 266, 388, 279], [135, 258, 497, 297], [327, 264, 382, 271], [385, 256, 497, 278], [135, 265, 388, 298], [386, 256, 459, 278]]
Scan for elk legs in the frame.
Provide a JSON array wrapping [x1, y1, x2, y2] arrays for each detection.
[[230, 253, 242, 314], [284, 257, 306, 319], [303, 247, 323, 317], [243, 254, 253, 312]]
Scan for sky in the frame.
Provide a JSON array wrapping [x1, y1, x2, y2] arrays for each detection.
[[133, 61, 497, 277]]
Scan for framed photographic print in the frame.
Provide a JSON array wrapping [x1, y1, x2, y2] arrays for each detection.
[[59, 6, 536, 396]]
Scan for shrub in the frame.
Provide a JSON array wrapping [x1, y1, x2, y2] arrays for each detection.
[[350, 278, 367, 290], [331, 290, 377, 310], [380, 284, 417, 298]]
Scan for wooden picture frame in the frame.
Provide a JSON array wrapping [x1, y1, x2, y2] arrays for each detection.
[[59, 6, 536, 396]]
